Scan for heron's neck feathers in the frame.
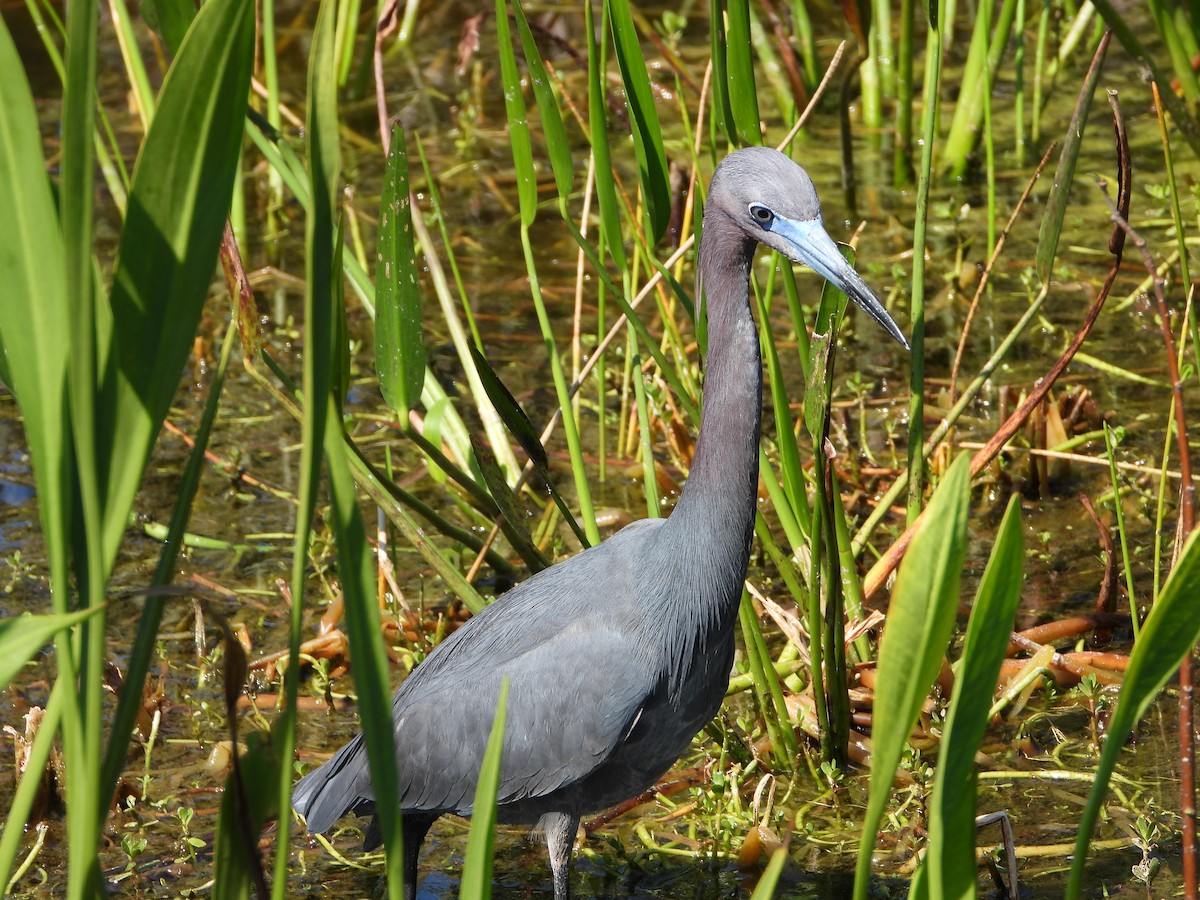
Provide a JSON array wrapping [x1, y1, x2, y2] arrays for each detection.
[[669, 210, 761, 604]]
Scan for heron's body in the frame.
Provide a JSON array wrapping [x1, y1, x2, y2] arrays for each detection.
[[292, 147, 907, 899]]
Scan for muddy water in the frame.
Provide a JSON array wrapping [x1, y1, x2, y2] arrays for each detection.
[[1, 1, 1195, 896]]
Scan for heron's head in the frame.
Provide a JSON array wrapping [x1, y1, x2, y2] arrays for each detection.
[[707, 147, 909, 349]]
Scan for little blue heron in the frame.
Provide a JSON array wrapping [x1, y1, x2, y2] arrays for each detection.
[[292, 146, 908, 899]]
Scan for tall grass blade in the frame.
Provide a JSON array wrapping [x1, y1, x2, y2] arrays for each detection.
[[459, 679, 510, 899], [1035, 30, 1110, 286], [511, 0, 573, 202], [493, 2, 537, 229], [274, 1, 339, 894], [852, 452, 971, 900], [1067, 527, 1200, 897], [375, 123, 425, 423], [905, 0, 942, 523], [914, 494, 1024, 899], [709, 0, 737, 144], [724, 0, 763, 144], [584, 0, 626, 268], [326, 391, 406, 896], [606, 0, 670, 243]]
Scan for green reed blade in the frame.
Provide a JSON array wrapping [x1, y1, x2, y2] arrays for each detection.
[[60, 0, 103, 892], [585, 0, 626, 269], [459, 679, 510, 900], [709, 0, 737, 144], [494, 0, 537, 228], [274, 0, 339, 894], [606, 0, 670, 243], [0, 16, 72, 590], [853, 453, 970, 900], [914, 494, 1023, 899], [905, 0, 941, 523], [469, 432, 552, 573], [496, 0, 598, 543], [1067, 528, 1200, 897], [470, 345, 549, 474], [1035, 29, 1109, 286], [101, 0, 254, 568], [724, 0, 763, 144], [750, 847, 788, 899], [326, 392, 406, 897], [511, 0, 573, 203], [375, 123, 426, 423], [941, 0, 1015, 177]]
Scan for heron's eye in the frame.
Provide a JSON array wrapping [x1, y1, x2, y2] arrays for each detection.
[[749, 204, 774, 225]]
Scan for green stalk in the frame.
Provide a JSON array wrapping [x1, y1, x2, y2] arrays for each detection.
[[906, 0, 943, 523], [629, 330, 661, 517], [893, 0, 914, 184]]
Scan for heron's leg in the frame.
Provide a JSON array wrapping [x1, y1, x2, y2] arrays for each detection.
[[401, 811, 438, 900], [541, 811, 580, 900]]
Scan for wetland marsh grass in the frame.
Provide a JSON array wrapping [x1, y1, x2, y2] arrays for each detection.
[[1, 0, 1200, 896]]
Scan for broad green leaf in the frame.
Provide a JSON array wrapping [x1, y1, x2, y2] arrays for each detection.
[[459, 679, 509, 900], [375, 124, 426, 421], [853, 453, 971, 900], [1067, 526, 1200, 897], [141, 0, 195, 54], [606, 0, 670, 243], [100, 0, 254, 566], [511, 0, 573, 202], [0, 15, 72, 591], [914, 494, 1024, 900], [493, 0, 538, 227], [0, 608, 104, 691], [723, 0, 762, 144], [1035, 32, 1109, 285]]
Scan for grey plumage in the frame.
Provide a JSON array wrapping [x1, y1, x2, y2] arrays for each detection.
[[292, 146, 908, 899]]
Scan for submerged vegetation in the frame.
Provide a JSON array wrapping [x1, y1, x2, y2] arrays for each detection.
[[1, 0, 1199, 897]]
